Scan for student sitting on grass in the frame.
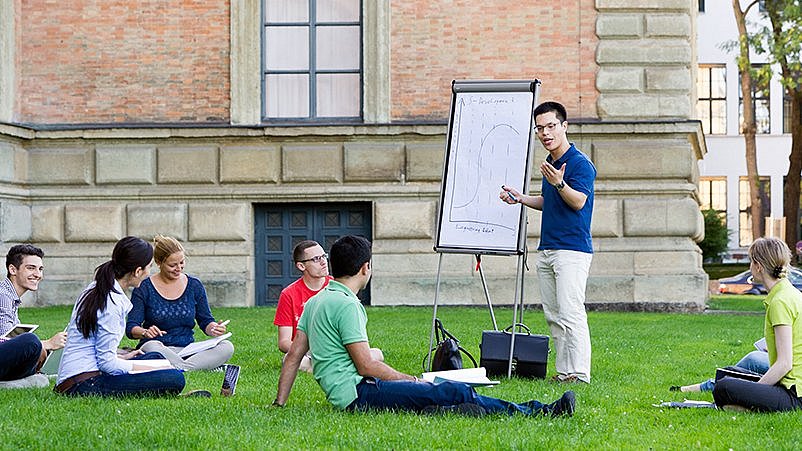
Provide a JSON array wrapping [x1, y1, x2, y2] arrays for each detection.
[[56, 236, 185, 397], [126, 235, 233, 371], [274, 239, 382, 373], [713, 237, 802, 412], [0, 244, 66, 388], [274, 235, 575, 417]]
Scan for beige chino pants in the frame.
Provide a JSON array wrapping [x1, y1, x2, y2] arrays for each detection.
[[536, 249, 592, 383]]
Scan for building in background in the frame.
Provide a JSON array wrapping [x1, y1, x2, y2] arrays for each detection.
[[696, 0, 800, 261], [0, 1, 707, 309]]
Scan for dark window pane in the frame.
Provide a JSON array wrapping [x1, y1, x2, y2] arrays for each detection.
[[324, 212, 340, 227], [267, 212, 282, 227], [268, 285, 284, 300], [267, 236, 283, 252], [291, 212, 307, 227], [268, 261, 283, 276], [349, 211, 364, 226]]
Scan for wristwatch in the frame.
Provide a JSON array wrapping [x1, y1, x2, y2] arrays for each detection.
[[554, 180, 565, 191]]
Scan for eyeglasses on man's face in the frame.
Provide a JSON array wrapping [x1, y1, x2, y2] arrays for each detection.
[[299, 253, 328, 264], [535, 122, 563, 134]]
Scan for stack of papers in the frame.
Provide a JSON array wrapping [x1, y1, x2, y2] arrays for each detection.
[[421, 367, 499, 387]]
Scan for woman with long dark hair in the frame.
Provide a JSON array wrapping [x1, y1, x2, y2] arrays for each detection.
[[55, 236, 185, 396]]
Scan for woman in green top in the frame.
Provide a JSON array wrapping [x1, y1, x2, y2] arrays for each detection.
[[713, 237, 802, 412]]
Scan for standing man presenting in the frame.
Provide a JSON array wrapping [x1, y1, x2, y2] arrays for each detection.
[[500, 101, 596, 383]]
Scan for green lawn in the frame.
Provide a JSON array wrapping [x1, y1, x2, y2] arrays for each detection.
[[706, 294, 766, 312], [3, 305, 800, 449]]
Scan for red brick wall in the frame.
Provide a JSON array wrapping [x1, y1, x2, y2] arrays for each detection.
[[14, 1, 598, 125], [390, 0, 598, 121], [18, 0, 230, 124]]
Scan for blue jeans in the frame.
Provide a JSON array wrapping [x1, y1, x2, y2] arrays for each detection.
[[699, 350, 769, 391], [65, 352, 185, 397], [0, 333, 43, 381], [349, 378, 546, 416]]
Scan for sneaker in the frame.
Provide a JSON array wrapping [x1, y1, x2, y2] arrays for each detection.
[[422, 403, 486, 417], [182, 389, 212, 398], [550, 374, 587, 384], [669, 385, 681, 392], [547, 390, 576, 417], [221, 364, 240, 397]]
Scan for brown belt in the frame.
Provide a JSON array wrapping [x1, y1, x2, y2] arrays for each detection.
[[54, 371, 102, 394]]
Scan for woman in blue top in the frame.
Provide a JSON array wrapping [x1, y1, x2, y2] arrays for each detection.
[[713, 237, 802, 412], [126, 235, 234, 371], [56, 236, 185, 396]]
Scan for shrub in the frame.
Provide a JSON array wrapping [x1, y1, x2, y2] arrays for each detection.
[[699, 208, 729, 262]]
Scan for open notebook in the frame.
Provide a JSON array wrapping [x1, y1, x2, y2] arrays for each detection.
[[421, 367, 499, 387], [177, 332, 232, 358]]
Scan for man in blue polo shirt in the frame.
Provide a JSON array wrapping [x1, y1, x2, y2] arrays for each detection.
[[500, 101, 596, 384]]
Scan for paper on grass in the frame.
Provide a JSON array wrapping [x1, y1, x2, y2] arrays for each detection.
[[421, 367, 500, 387], [129, 359, 173, 374], [652, 399, 716, 409], [177, 332, 232, 358]]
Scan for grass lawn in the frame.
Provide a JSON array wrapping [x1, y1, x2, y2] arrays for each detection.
[[706, 294, 766, 312], [3, 304, 801, 449]]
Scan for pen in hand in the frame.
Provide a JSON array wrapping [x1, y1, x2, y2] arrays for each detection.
[[501, 185, 518, 203]]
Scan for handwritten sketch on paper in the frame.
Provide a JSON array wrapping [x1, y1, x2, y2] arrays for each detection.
[[436, 87, 535, 254]]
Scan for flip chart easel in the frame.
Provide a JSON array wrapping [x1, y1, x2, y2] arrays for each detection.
[[427, 79, 540, 377]]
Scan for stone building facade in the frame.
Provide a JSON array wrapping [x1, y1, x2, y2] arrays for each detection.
[[0, 0, 707, 310]]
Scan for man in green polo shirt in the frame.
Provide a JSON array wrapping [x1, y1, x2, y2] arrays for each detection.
[[274, 235, 576, 417]]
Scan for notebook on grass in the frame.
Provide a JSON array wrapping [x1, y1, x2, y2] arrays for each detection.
[[421, 367, 500, 387]]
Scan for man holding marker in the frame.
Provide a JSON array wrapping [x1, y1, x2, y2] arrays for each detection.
[[500, 101, 596, 384]]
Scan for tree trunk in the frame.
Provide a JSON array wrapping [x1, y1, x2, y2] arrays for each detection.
[[767, 4, 802, 253], [733, 0, 765, 242], [783, 93, 802, 253]]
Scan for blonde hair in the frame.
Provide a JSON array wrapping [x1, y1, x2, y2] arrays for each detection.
[[748, 237, 791, 280], [153, 235, 185, 265]]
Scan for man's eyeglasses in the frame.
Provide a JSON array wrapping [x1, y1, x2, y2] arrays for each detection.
[[535, 122, 563, 134], [299, 253, 328, 264]]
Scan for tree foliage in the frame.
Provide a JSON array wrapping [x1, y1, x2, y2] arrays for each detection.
[[700, 209, 730, 262]]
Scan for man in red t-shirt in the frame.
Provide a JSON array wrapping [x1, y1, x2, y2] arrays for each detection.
[[274, 240, 382, 372], [274, 240, 332, 355]]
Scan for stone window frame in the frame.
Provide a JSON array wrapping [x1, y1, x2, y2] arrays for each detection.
[[230, 0, 389, 126]]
